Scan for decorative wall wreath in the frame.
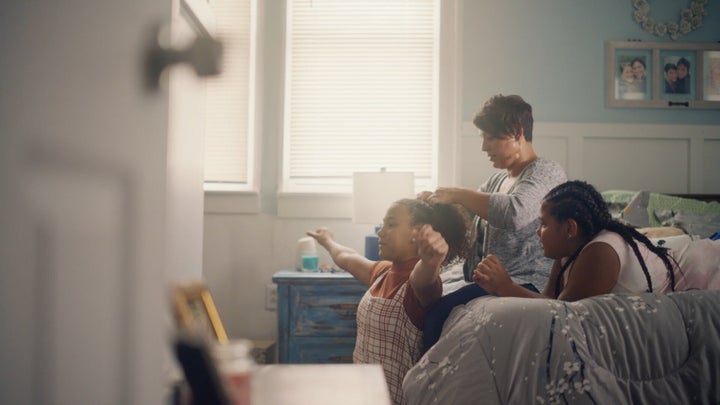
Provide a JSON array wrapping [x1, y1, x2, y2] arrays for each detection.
[[632, 0, 708, 40]]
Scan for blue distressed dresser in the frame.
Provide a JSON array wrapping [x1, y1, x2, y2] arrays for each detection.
[[272, 270, 366, 363]]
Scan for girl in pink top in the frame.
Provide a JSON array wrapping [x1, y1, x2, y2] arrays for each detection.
[[473, 180, 678, 301]]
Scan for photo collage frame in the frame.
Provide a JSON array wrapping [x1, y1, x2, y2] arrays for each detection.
[[607, 41, 720, 109]]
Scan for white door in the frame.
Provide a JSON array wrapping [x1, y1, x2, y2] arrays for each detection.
[[0, 1, 214, 403], [167, 0, 215, 281]]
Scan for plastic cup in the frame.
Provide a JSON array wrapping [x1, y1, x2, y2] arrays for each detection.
[[301, 255, 319, 271]]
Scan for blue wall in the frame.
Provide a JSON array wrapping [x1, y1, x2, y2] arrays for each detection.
[[462, 0, 720, 124]]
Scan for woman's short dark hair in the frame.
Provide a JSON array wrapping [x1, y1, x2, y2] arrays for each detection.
[[472, 94, 534, 142]]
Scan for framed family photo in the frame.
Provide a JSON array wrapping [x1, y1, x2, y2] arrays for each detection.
[[704, 51, 720, 101], [612, 48, 652, 101], [659, 50, 694, 100], [607, 41, 720, 109]]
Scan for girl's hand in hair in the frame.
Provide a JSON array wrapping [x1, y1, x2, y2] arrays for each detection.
[[410, 224, 448, 308], [414, 224, 448, 269]]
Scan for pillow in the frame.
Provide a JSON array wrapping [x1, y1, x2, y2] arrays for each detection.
[[601, 190, 636, 219], [637, 226, 685, 238], [649, 233, 694, 251], [603, 189, 720, 228], [607, 202, 629, 220], [601, 190, 637, 205], [660, 238, 720, 292], [655, 209, 720, 239], [647, 193, 720, 227], [622, 190, 651, 228], [601, 189, 653, 227]]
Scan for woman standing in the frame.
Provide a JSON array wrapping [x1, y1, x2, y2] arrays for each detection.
[[419, 94, 566, 352]]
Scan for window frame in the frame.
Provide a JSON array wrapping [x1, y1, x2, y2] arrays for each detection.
[[277, 0, 462, 218], [203, 0, 263, 214]]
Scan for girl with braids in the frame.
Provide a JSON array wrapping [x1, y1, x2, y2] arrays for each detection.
[[307, 199, 473, 405], [473, 180, 676, 300]]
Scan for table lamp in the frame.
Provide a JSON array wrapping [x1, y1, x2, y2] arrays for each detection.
[[352, 170, 415, 260]]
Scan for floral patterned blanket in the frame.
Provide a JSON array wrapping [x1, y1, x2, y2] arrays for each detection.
[[403, 291, 720, 404]]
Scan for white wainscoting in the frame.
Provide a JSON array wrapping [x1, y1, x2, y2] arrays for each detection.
[[460, 122, 720, 194]]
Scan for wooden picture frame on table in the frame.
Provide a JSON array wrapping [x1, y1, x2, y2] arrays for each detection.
[[172, 281, 229, 344], [606, 41, 720, 109]]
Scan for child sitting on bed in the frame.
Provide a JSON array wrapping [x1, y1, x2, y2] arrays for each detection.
[[473, 180, 677, 301], [306, 199, 473, 405]]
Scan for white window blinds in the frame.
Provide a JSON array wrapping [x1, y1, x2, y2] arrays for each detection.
[[283, 0, 438, 193], [204, 0, 253, 186]]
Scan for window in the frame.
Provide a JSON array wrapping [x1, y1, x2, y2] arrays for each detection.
[[203, 0, 255, 192], [282, 0, 456, 194]]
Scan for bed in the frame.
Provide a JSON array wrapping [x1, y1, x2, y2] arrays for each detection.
[[402, 191, 720, 404]]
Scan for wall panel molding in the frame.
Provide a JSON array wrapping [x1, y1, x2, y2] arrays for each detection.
[[461, 121, 720, 193]]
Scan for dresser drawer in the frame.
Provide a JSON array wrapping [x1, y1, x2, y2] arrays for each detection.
[[289, 337, 356, 363], [273, 270, 366, 364], [289, 284, 366, 337]]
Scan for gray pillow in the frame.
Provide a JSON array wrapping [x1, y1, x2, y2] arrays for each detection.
[[621, 190, 651, 228], [655, 209, 720, 238]]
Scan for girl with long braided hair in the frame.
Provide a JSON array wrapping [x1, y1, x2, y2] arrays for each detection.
[[473, 180, 677, 300]]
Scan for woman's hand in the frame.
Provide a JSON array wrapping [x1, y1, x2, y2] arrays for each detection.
[[472, 254, 514, 296], [417, 188, 457, 205], [416, 190, 433, 201], [306, 227, 333, 249]]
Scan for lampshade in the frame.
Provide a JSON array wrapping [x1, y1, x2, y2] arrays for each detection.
[[352, 171, 415, 224]]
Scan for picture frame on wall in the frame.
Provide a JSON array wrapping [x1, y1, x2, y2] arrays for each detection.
[[704, 51, 720, 101], [607, 41, 720, 109], [612, 48, 652, 101], [659, 50, 694, 99]]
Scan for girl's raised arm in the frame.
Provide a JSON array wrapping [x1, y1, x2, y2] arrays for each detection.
[[306, 228, 376, 286]]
